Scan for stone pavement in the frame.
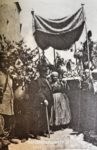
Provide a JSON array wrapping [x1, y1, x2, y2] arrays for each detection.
[[9, 129, 97, 150]]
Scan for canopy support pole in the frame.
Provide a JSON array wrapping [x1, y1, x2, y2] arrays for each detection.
[[81, 4, 91, 78], [74, 42, 77, 65], [37, 46, 41, 61], [43, 50, 45, 57], [54, 48, 56, 66]]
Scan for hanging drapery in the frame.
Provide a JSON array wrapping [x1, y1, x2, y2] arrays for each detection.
[[32, 8, 84, 50]]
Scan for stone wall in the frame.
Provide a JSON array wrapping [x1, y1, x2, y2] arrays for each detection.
[[0, 0, 21, 42]]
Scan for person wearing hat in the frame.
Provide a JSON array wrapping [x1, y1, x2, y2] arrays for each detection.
[[51, 71, 71, 130], [29, 64, 54, 139]]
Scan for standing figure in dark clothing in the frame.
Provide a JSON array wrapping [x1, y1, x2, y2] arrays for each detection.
[[30, 65, 54, 139], [14, 82, 32, 142], [83, 30, 93, 69], [66, 59, 72, 72]]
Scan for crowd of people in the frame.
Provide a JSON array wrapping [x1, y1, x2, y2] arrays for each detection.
[[0, 35, 72, 150], [0, 30, 97, 149]]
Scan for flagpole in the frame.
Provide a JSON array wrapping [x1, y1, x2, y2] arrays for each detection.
[[81, 4, 91, 78]]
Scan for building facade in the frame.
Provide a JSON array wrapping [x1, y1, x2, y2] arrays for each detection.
[[0, 0, 22, 42]]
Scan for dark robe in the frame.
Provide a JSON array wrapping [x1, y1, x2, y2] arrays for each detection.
[[29, 77, 54, 135], [14, 85, 32, 138], [83, 38, 93, 69]]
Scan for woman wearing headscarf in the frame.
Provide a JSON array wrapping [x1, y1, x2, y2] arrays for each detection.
[[51, 71, 71, 130]]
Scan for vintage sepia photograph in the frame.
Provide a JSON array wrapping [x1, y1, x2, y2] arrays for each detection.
[[0, 0, 97, 149]]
